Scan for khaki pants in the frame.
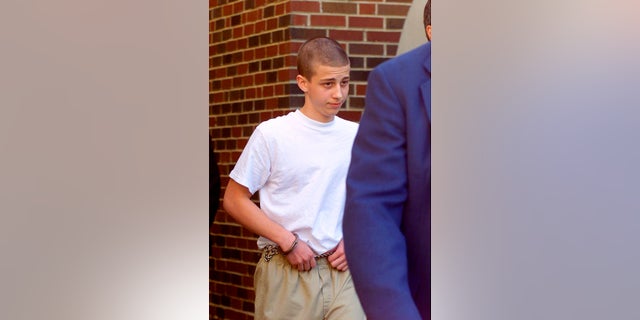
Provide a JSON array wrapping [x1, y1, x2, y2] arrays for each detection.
[[254, 252, 366, 320]]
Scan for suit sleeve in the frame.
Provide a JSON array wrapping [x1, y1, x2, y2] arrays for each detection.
[[344, 64, 422, 319]]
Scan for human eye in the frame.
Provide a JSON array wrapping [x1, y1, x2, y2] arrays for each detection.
[[340, 79, 349, 87], [322, 82, 334, 88]]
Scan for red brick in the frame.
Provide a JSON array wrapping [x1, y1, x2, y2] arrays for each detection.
[[237, 64, 248, 75], [255, 20, 266, 33], [233, 1, 243, 13], [285, 55, 297, 67], [276, 3, 287, 15], [310, 15, 346, 27], [231, 297, 242, 310], [233, 26, 243, 38], [227, 41, 237, 51], [275, 84, 285, 96], [367, 31, 401, 42], [245, 9, 260, 22], [356, 84, 367, 96], [339, 110, 363, 122], [222, 4, 233, 16], [242, 276, 253, 287], [291, 14, 308, 26], [278, 69, 296, 82], [359, 3, 376, 14], [290, 27, 326, 40], [349, 16, 383, 28], [386, 17, 405, 29], [387, 44, 398, 56], [243, 50, 254, 61], [219, 152, 230, 162], [290, 41, 304, 53], [266, 44, 278, 56], [237, 38, 247, 50], [254, 47, 266, 59], [329, 29, 364, 41], [243, 23, 254, 35], [349, 43, 384, 55], [255, 72, 265, 84], [259, 111, 272, 121], [214, 68, 226, 78], [245, 88, 256, 99], [221, 78, 232, 89], [242, 75, 252, 86], [213, 92, 225, 103], [266, 17, 278, 30], [290, 1, 320, 12], [322, 2, 357, 14], [231, 127, 241, 137], [268, 97, 282, 109], [263, 85, 274, 97], [279, 43, 293, 55], [378, 4, 410, 16]]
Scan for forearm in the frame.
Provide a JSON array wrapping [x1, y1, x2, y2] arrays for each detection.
[[222, 179, 296, 249]]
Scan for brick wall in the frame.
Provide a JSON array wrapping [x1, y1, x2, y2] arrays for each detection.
[[209, 0, 412, 318]]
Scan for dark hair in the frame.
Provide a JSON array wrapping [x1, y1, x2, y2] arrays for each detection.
[[297, 37, 349, 80], [424, 0, 431, 28]]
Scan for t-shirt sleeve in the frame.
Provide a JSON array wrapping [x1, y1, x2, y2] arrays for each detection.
[[228, 127, 271, 195]]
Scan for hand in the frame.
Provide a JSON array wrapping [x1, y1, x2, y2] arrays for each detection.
[[284, 240, 316, 272], [327, 239, 349, 271]]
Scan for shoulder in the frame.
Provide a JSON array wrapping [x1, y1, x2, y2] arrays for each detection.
[[383, 42, 430, 68], [372, 42, 430, 80], [254, 111, 295, 133], [334, 116, 359, 132]]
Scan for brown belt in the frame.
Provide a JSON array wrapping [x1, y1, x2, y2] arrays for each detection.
[[263, 244, 337, 262]]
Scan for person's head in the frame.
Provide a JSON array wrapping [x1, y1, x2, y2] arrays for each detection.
[[296, 37, 350, 123], [424, 0, 431, 41]]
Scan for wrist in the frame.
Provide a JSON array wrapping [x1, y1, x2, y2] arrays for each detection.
[[276, 232, 296, 249], [281, 233, 299, 255]]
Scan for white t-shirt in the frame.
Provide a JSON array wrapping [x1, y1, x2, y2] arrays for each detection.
[[229, 109, 358, 253]]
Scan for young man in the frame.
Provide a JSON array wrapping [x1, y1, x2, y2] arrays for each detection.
[[343, 34, 431, 320], [223, 37, 364, 319]]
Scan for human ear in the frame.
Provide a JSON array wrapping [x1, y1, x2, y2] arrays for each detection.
[[296, 75, 308, 93], [426, 25, 431, 41]]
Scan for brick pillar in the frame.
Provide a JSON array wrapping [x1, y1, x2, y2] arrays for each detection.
[[210, 0, 413, 318]]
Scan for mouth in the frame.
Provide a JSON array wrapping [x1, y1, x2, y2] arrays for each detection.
[[328, 102, 343, 108]]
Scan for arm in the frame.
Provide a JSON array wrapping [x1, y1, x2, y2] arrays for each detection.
[[223, 179, 317, 271], [343, 65, 422, 319]]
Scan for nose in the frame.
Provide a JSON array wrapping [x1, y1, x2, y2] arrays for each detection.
[[332, 85, 343, 99]]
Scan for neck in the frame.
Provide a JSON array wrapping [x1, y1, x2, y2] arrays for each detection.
[[299, 105, 334, 123]]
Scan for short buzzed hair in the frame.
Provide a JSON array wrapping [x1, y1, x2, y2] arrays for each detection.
[[424, 0, 431, 28], [297, 37, 349, 80]]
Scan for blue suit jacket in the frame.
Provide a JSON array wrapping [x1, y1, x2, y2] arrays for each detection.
[[344, 42, 430, 319]]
